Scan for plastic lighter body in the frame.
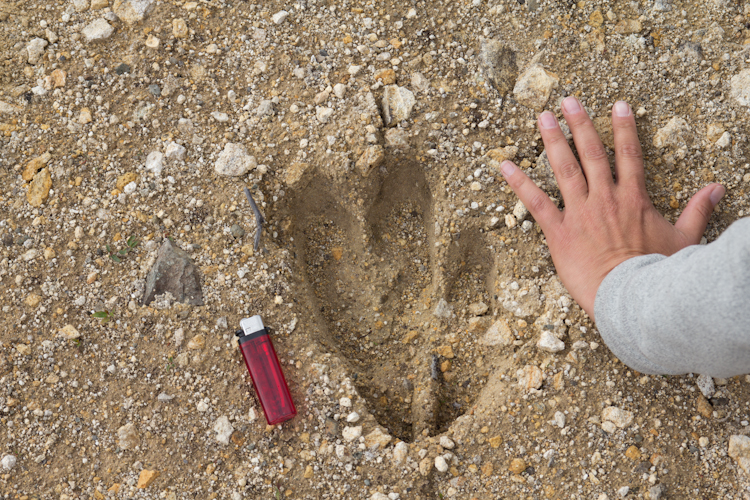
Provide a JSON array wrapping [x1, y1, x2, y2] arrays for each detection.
[[237, 316, 297, 425]]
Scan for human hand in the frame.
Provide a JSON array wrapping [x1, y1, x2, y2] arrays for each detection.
[[500, 97, 725, 319]]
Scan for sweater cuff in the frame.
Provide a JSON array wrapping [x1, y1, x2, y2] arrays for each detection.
[[594, 254, 670, 375]]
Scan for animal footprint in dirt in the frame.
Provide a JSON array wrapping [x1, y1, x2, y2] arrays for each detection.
[[292, 160, 502, 442]]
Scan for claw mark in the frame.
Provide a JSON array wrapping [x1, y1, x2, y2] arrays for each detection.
[[243, 187, 265, 252]]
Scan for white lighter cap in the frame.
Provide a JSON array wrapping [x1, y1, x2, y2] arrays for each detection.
[[240, 315, 264, 335]]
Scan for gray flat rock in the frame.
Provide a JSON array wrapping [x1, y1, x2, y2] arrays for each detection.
[[142, 239, 204, 306]]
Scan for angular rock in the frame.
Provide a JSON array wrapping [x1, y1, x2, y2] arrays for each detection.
[[468, 302, 489, 316], [187, 334, 205, 350], [509, 458, 526, 474], [649, 484, 666, 500], [731, 69, 750, 107], [382, 85, 415, 126], [513, 65, 559, 111], [652, 117, 692, 149], [602, 406, 634, 429], [256, 100, 274, 116], [374, 68, 396, 85], [478, 38, 518, 96], [392, 441, 408, 465], [314, 89, 330, 105], [214, 143, 256, 177], [82, 19, 114, 42], [73, 0, 90, 12], [142, 239, 204, 306], [165, 142, 186, 161], [0, 455, 16, 471], [116, 172, 138, 191], [512, 200, 528, 220], [517, 365, 543, 391], [26, 38, 48, 65], [0, 101, 22, 115], [439, 436, 455, 449], [172, 18, 188, 38], [59, 324, 81, 340], [364, 428, 392, 450], [27, 168, 52, 207], [615, 19, 642, 34], [22, 152, 52, 182], [213, 416, 234, 445], [342, 425, 362, 441], [537, 331, 565, 352], [136, 470, 159, 488], [696, 394, 713, 418], [469, 317, 490, 335], [145, 151, 164, 175], [355, 145, 385, 176], [433, 298, 453, 319], [48, 69, 67, 89], [113, 0, 155, 24], [316, 106, 334, 123], [696, 374, 715, 398], [272, 10, 288, 24], [589, 10, 604, 26], [333, 83, 347, 99], [284, 161, 312, 188], [729, 435, 750, 474], [385, 128, 410, 149], [678, 42, 703, 63], [480, 319, 513, 346], [411, 72, 430, 92], [24, 293, 41, 308], [78, 109, 97, 128], [117, 423, 139, 450], [715, 131, 731, 148], [419, 456, 433, 475]]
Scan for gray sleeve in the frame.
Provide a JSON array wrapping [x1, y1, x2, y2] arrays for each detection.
[[593, 217, 750, 378]]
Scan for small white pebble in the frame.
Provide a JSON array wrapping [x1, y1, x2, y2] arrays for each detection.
[[272, 10, 288, 24], [342, 426, 362, 441], [439, 436, 455, 449], [346, 412, 360, 423]]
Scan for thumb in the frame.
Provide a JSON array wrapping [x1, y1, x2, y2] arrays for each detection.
[[674, 183, 725, 243]]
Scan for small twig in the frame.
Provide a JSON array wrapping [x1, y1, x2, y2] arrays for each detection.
[[430, 354, 440, 381], [243, 187, 265, 252]]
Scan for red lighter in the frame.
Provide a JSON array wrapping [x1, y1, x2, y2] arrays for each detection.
[[236, 316, 297, 425]]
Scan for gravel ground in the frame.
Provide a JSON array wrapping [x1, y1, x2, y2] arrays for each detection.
[[1, 0, 750, 498]]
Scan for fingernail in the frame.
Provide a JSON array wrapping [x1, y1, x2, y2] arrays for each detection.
[[613, 101, 631, 117], [562, 96, 582, 114], [500, 161, 516, 177], [710, 184, 726, 205], [538, 111, 558, 129]]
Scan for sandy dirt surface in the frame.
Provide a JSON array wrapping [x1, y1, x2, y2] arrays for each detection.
[[1, 0, 750, 498]]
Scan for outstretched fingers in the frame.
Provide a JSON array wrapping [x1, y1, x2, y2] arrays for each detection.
[[500, 161, 563, 234], [538, 110, 589, 205], [561, 96, 615, 191], [611, 101, 646, 190]]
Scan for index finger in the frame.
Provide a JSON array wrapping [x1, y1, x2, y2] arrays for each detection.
[[499, 161, 563, 235]]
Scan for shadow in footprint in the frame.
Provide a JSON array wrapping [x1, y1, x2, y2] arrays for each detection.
[[291, 160, 434, 441], [290, 159, 506, 443]]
